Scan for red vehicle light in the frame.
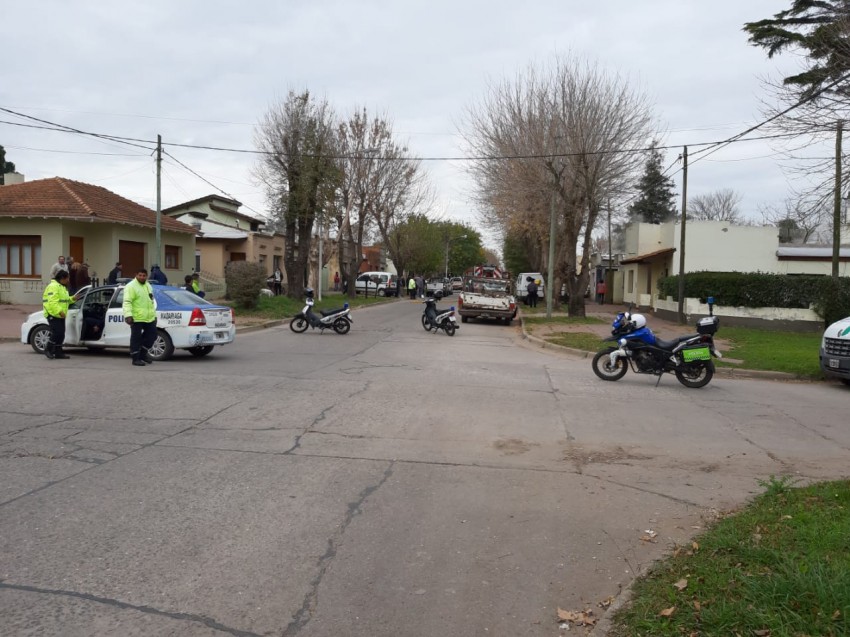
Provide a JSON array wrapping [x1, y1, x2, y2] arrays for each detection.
[[189, 307, 206, 326]]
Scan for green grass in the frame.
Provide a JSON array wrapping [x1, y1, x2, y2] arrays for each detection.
[[229, 293, 392, 320], [523, 315, 606, 327], [544, 332, 605, 351], [717, 326, 823, 378], [609, 478, 850, 637]]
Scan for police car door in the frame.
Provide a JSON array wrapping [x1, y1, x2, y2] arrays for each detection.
[[104, 287, 131, 346], [64, 292, 84, 346]]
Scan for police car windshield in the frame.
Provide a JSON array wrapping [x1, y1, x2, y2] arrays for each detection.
[[161, 289, 212, 305]]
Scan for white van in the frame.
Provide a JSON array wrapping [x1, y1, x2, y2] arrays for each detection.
[[355, 271, 397, 296], [515, 272, 545, 300]]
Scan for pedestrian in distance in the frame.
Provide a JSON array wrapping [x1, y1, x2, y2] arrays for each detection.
[[50, 255, 68, 278], [123, 268, 157, 367], [42, 270, 77, 359], [333, 271, 340, 292], [273, 267, 284, 296], [192, 272, 205, 298], [67, 256, 78, 293], [408, 275, 416, 300], [107, 262, 122, 285], [526, 276, 539, 308], [596, 279, 607, 305]]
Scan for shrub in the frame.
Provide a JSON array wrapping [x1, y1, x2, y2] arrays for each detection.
[[224, 261, 268, 309], [658, 271, 850, 323]]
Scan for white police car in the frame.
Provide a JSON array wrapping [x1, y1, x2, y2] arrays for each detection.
[[21, 284, 235, 361], [820, 314, 850, 385]]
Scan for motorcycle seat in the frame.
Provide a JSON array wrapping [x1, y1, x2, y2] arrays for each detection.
[[655, 334, 700, 350], [320, 307, 345, 317]]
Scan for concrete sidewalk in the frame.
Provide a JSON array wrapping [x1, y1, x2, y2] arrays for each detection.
[[0, 303, 40, 343]]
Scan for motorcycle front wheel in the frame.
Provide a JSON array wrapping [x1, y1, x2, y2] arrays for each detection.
[[290, 316, 309, 333], [421, 314, 431, 331], [592, 347, 628, 381], [442, 321, 456, 337], [333, 318, 351, 335], [675, 361, 714, 388]]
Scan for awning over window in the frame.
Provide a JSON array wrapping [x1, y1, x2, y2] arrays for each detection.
[[620, 247, 676, 265]]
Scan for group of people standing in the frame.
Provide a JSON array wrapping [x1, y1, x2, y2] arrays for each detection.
[[49, 255, 92, 294]]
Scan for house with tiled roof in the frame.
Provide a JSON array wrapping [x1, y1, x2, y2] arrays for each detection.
[[0, 177, 196, 303], [163, 194, 285, 281]]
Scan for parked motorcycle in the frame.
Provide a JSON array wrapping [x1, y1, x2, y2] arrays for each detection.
[[591, 300, 722, 388], [289, 289, 352, 335], [421, 297, 458, 336]]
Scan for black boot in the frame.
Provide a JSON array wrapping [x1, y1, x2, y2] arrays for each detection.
[[131, 351, 146, 366], [54, 346, 70, 359], [141, 348, 154, 364], [44, 341, 55, 359]]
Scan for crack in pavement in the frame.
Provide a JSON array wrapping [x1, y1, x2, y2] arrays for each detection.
[[0, 581, 262, 637], [0, 401, 242, 510], [281, 461, 395, 636]]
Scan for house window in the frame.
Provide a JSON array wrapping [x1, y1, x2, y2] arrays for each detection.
[[0, 236, 41, 278], [627, 269, 634, 293], [164, 245, 180, 270]]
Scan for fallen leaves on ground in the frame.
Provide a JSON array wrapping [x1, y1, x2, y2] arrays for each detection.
[[659, 606, 676, 617], [673, 578, 688, 591], [556, 608, 597, 626]]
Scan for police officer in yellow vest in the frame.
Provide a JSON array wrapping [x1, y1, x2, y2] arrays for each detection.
[[123, 268, 157, 367], [42, 269, 76, 359]]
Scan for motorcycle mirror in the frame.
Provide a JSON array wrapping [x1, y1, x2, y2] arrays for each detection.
[[343, 302, 349, 309], [707, 296, 715, 316]]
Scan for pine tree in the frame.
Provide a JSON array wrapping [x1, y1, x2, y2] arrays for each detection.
[[628, 143, 677, 224]]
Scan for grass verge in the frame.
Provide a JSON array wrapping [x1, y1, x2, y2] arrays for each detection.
[[609, 477, 850, 637], [717, 326, 822, 378], [229, 293, 393, 321]]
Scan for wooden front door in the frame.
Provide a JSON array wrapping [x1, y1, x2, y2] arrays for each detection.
[[69, 236, 84, 263], [119, 240, 146, 277]]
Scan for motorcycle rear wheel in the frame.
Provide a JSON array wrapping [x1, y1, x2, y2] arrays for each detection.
[[443, 322, 456, 337], [290, 317, 309, 333], [675, 361, 714, 388], [333, 318, 351, 335], [592, 347, 628, 381]]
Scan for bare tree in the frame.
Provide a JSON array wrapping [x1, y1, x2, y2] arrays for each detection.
[[689, 188, 743, 222], [254, 91, 338, 299], [462, 56, 655, 316], [759, 196, 830, 243], [333, 108, 432, 296]]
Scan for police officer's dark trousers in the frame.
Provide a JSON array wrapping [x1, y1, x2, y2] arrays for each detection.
[[46, 316, 69, 359], [130, 320, 157, 363]]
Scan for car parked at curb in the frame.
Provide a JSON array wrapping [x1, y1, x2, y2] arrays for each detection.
[[21, 284, 235, 361], [820, 314, 850, 385]]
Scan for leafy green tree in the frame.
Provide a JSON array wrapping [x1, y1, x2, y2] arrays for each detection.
[[744, 1, 850, 98], [628, 143, 677, 224]]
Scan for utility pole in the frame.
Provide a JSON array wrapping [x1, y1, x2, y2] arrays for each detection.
[[317, 213, 323, 301], [156, 134, 162, 269], [607, 197, 612, 302], [833, 120, 843, 279], [546, 187, 556, 319], [677, 145, 688, 324]]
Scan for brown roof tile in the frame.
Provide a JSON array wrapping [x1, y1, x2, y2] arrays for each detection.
[[0, 177, 196, 234]]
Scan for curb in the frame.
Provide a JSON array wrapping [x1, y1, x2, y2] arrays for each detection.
[[518, 317, 808, 383]]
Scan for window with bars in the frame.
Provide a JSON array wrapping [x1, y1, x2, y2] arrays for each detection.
[[0, 236, 42, 278]]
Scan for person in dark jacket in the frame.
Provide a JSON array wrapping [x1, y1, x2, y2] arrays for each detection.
[[150, 265, 168, 285], [526, 276, 539, 308], [107, 262, 122, 285]]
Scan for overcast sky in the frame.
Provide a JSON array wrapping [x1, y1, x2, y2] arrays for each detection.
[[1, 1, 804, 250]]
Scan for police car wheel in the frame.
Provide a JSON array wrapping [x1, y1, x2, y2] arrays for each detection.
[[30, 325, 51, 354], [149, 329, 175, 361], [188, 346, 214, 357]]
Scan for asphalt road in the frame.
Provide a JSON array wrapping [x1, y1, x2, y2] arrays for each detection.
[[1, 299, 849, 636]]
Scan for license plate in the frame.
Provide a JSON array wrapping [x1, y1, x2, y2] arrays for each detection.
[[212, 322, 228, 328], [829, 358, 840, 369]]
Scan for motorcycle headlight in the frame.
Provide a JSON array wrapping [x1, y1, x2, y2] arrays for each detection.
[[618, 338, 627, 347]]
